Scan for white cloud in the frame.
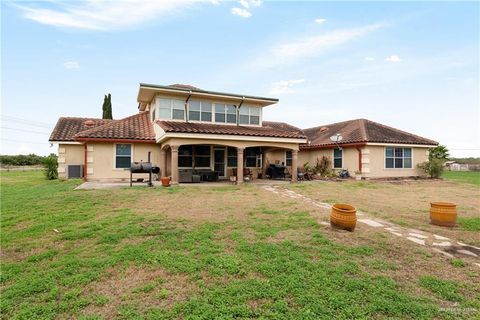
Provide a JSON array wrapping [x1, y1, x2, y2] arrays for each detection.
[[364, 57, 375, 61], [231, 7, 251, 18], [269, 79, 305, 94], [385, 55, 402, 62], [315, 18, 327, 24], [211, 0, 220, 5], [63, 61, 80, 69], [259, 23, 382, 67], [14, 0, 201, 31], [239, 0, 250, 9], [231, 0, 261, 18]]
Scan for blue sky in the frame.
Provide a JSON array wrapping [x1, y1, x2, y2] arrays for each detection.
[[1, 0, 479, 157]]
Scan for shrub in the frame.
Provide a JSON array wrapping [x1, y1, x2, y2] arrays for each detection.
[[419, 158, 444, 178], [315, 156, 331, 177], [303, 162, 315, 175], [42, 154, 58, 180], [0, 154, 45, 166]]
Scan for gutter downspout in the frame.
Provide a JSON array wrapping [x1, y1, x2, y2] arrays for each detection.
[[84, 143, 88, 181], [356, 147, 362, 173], [236, 97, 245, 126], [185, 91, 192, 122]]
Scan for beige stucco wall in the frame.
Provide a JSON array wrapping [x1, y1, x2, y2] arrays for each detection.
[[298, 147, 360, 176], [298, 145, 429, 178], [58, 144, 84, 179], [86, 142, 161, 182], [363, 145, 428, 178]]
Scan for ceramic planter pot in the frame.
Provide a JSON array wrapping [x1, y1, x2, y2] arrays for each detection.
[[330, 203, 357, 232], [161, 177, 171, 187], [430, 202, 457, 227]]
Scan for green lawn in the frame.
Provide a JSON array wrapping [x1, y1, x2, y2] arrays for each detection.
[[1, 172, 479, 319], [442, 170, 480, 186]]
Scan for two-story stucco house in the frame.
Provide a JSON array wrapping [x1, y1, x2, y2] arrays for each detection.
[[49, 83, 438, 183]]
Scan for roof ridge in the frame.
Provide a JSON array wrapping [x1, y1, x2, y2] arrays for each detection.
[[358, 119, 369, 141], [302, 118, 359, 131], [74, 112, 149, 138], [58, 116, 113, 121]]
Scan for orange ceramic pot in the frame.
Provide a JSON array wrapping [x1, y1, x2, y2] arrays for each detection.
[[161, 177, 171, 187], [430, 202, 457, 227], [330, 203, 357, 232]]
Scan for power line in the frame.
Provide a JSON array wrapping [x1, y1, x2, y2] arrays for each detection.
[[1, 138, 50, 145], [1, 115, 53, 128], [1, 127, 50, 135]]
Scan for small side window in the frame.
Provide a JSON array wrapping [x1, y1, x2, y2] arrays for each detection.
[[116, 144, 131, 168]]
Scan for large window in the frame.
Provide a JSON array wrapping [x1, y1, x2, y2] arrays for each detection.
[[239, 106, 261, 125], [215, 103, 237, 124], [245, 147, 261, 167], [189, 100, 212, 122], [333, 148, 343, 169], [178, 146, 193, 168], [115, 144, 131, 168], [285, 150, 292, 166], [227, 147, 237, 167], [158, 98, 185, 120], [194, 145, 211, 167], [177, 145, 211, 168], [385, 147, 412, 168]]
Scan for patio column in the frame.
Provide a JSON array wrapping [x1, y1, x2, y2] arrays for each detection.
[[159, 148, 167, 178], [291, 149, 298, 183], [237, 147, 244, 184], [170, 145, 179, 184]]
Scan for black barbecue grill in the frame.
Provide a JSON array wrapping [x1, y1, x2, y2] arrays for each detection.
[[267, 164, 286, 179], [130, 152, 160, 187]]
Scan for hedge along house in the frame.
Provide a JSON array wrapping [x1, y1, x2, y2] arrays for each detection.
[[49, 83, 437, 183], [49, 84, 307, 183]]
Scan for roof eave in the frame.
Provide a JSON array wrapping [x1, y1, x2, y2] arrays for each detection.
[[137, 83, 279, 110]]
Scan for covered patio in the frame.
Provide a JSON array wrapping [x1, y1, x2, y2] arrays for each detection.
[[158, 142, 300, 184]]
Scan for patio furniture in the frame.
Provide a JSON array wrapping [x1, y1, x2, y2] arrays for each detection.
[[267, 164, 286, 179], [232, 168, 254, 181]]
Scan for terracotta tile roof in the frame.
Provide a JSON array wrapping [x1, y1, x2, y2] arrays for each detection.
[[74, 112, 155, 141], [156, 120, 307, 139], [302, 119, 438, 149], [49, 117, 113, 142]]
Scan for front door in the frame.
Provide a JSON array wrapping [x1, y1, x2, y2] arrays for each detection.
[[214, 148, 226, 178]]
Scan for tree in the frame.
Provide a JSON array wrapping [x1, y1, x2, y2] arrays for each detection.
[[42, 153, 58, 180], [429, 145, 449, 161], [419, 145, 449, 178], [102, 93, 113, 119]]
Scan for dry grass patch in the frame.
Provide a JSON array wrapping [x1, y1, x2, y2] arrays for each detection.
[[288, 179, 480, 245]]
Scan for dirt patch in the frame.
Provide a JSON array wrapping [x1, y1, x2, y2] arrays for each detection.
[[82, 266, 198, 318]]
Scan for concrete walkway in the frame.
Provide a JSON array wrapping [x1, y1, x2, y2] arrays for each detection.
[[260, 184, 480, 267]]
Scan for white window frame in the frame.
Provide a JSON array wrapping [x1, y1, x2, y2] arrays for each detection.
[[114, 143, 133, 170], [384, 147, 413, 169], [285, 150, 293, 166], [238, 105, 262, 126], [156, 97, 186, 121], [332, 148, 343, 169], [188, 100, 213, 123], [214, 103, 237, 125]]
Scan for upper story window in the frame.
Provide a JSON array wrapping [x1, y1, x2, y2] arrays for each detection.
[[333, 148, 343, 169], [239, 106, 260, 125], [158, 98, 185, 120], [189, 100, 212, 122], [385, 147, 412, 168], [214, 103, 237, 124]]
